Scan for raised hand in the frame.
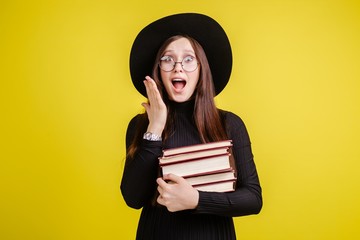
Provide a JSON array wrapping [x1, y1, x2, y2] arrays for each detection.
[[141, 76, 167, 136]]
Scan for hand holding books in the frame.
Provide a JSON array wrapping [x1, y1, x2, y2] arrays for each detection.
[[156, 173, 199, 212]]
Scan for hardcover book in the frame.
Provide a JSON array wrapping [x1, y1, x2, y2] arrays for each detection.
[[159, 140, 237, 192]]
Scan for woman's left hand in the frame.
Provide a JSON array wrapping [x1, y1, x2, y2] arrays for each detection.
[[157, 174, 199, 212]]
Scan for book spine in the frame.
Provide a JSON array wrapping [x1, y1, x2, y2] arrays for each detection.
[[162, 140, 233, 157], [191, 179, 237, 188], [192, 179, 236, 187], [194, 181, 236, 192], [159, 153, 231, 166], [179, 168, 235, 178]]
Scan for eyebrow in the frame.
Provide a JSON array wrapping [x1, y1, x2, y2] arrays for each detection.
[[162, 49, 195, 55]]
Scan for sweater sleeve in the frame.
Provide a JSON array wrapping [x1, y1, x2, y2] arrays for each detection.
[[120, 114, 163, 209], [194, 111, 262, 217]]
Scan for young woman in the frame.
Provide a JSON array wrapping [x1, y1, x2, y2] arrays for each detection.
[[121, 13, 262, 240]]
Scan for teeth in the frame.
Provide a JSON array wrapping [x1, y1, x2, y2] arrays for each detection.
[[172, 78, 184, 82]]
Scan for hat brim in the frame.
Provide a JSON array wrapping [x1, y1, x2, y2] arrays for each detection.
[[129, 13, 232, 97]]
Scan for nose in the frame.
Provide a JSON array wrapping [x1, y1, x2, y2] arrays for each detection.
[[173, 62, 183, 72]]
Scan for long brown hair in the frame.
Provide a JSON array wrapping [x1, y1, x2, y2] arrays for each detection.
[[127, 35, 228, 159]]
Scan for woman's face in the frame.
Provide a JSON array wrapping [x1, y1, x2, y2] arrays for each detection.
[[160, 37, 200, 102]]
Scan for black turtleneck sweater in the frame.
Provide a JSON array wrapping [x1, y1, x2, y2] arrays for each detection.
[[121, 100, 262, 240]]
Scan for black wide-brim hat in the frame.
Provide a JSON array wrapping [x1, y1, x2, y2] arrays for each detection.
[[129, 13, 232, 97]]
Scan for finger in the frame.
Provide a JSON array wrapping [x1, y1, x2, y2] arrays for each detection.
[[163, 173, 185, 184], [156, 177, 168, 189], [145, 75, 153, 81], [144, 77, 156, 94], [144, 77, 161, 102], [143, 79, 153, 100], [157, 184, 164, 195], [157, 195, 165, 206], [143, 78, 154, 99]]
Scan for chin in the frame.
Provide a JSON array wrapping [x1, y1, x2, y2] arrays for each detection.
[[171, 95, 191, 103]]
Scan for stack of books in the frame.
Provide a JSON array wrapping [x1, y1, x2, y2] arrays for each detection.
[[159, 140, 237, 192]]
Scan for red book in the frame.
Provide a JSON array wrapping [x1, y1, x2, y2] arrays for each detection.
[[185, 170, 236, 186], [159, 147, 230, 165], [162, 140, 232, 157], [194, 180, 236, 192], [160, 153, 232, 177]]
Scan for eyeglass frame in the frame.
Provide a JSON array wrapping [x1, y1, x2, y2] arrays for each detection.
[[158, 56, 200, 72]]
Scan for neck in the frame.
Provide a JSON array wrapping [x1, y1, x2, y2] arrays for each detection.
[[169, 99, 195, 112]]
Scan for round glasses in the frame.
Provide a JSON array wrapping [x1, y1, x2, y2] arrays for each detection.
[[159, 55, 199, 72]]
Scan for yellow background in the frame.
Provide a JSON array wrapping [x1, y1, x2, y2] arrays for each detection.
[[1, 0, 359, 239]]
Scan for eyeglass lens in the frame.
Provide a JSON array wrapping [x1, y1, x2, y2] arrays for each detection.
[[159, 56, 198, 72]]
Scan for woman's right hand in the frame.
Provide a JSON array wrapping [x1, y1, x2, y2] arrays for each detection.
[[142, 76, 167, 136]]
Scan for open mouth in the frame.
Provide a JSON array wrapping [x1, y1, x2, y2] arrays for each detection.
[[172, 79, 186, 90]]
